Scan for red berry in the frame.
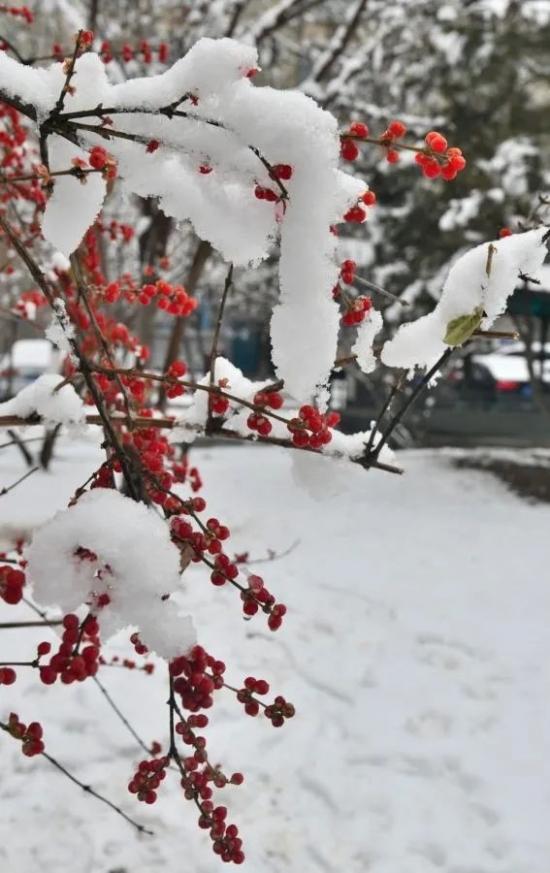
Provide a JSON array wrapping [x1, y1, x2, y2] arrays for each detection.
[[387, 120, 407, 138], [340, 139, 359, 161]]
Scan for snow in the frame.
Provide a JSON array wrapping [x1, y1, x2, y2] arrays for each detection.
[[173, 356, 271, 443], [0, 440, 549, 871], [0, 373, 85, 425], [352, 308, 383, 374], [382, 228, 549, 371], [41, 136, 107, 257], [45, 298, 75, 353], [0, 37, 364, 402], [27, 488, 195, 660]]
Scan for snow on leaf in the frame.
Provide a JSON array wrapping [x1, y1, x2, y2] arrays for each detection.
[[443, 305, 484, 346], [382, 227, 549, 371]]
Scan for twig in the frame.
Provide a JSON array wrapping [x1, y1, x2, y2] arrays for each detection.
[[49, 31, 85, 120], [354, 275, 408, 306], [367, 347, 454, 461], [241, 539, 301, 565], [93, 675, 152, 755], [0, 721, 153, 835], [207, 264, 233, 432], [0, 620, 62, 629], [0, 465, 39, 497], [363, 375, 404, 456]]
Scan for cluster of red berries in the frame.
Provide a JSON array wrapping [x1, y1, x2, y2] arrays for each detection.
[[129, 631, 149, 656], [171, 452, 203, 492], [6, 713, 45, 756], [254, 185, 280, 202], [209, 391, 230, 416], [100, 40, 169, 64], [0, 564, 25, 604], [100, 653, 155, 673], [341, 119, 466, 181], [236, 675, 270, 716], [240, 573, 287, 630], [264, 696, 296, 728], [341, 295, 373, 327], [38, 613, 100, 685], [128, 755, 169, 804], [170, 645, 225, 712], [0, 105, 33, 187], [171, 505, 287, 627], [201, 810, 245, 865], [50, 38, 169, 65], [84, 147, 117, 179], [271, 163, 293, 181], [235, 680, 295, 726], [340, 258, 357, 285], [415, 131, 467, 181], [246, 388, 284, 437], [341, 119, 407, 165], [343, 189, 377, 224], [286, 404, 339, 449], [379, 119, 408, 163], [163, 359, 188, 398], [254, 163, 293, 200], [95, 218, 135, 244], [172, 516, 231, 566], [13, 289, 48, 320], [340, 121, 370, 161], [102, 277, 197, 319], [138, 279, 197, 317], [0, 5, 33, 24]]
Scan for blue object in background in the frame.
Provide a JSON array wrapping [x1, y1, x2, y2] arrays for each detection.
[[231, 324, 262, 377]]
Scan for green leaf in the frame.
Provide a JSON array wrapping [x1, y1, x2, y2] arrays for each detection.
[[443, 306, 484, 347]]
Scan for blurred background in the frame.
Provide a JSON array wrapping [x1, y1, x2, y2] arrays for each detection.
[[2, 0, 550, 449]]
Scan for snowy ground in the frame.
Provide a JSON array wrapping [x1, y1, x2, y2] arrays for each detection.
[[0, 437, 549, 873]]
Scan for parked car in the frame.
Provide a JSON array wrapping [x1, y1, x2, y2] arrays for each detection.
[[447, 342, 550, 399], [0, 339, 57, 399]]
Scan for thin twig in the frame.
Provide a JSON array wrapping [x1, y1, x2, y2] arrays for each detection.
[[207, 264, 233, 432], [0, 465, 39, 497], [0, 721, 153, 835], [93, 675, 152, 755], [367, 347, 454, 461]]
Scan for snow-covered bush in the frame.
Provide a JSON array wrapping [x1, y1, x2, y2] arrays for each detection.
[[0, 11, 548, 864]]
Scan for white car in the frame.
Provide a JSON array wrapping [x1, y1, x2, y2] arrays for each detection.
[[448, 341, 550, 396]]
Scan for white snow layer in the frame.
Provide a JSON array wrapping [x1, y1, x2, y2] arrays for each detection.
[[27, 488, 195, 659], [352, 309, 383, 374], [0, 373, 85, 425], [41, 136, 107, 256], [382, 227, 549, 371], [0, 38, 364, 401]]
